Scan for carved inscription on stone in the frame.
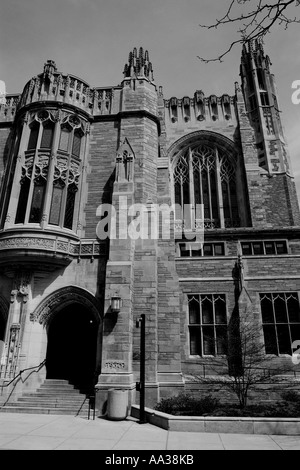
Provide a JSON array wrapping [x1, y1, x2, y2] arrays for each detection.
[[104, 361, 125, 370]]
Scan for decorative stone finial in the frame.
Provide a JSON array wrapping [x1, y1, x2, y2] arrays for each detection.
[[123, 47, 154, 82], [43, 60, 57, 80]]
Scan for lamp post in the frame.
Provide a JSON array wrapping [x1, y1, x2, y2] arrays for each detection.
[[136, 313, 146, 424]]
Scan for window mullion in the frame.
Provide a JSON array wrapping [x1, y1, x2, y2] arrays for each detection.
[[200, 297, 203, 356], [212, 296, 217, 355], [207, 161, 213, 221], [199, 163, 203, 207], [60, 166, 69, 227], [24, 127, 42, 223], [41, 120, 61, 229], [285, 295, 293, 354], [215, 147, 224, 228], [189, 148, 195, 229], [180, 175, 184, 220], [4, 126, 31, 229], [227, 179, 233, 222], [272, 294, 280, 355], [69, 129, 74, 154], [74, 130, 87, 236]]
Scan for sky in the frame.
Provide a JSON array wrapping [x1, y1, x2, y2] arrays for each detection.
[[1, 0, 300, 202]]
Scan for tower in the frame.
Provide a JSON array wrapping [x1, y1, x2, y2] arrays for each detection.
[[240, 40, 300, 227]]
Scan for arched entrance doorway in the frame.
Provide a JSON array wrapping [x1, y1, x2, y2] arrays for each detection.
[[45, 303, 98, 392]]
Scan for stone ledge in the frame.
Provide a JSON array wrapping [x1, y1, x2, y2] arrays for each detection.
[[130, 405, 300, 435]]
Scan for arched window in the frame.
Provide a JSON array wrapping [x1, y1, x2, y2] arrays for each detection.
[[27, 122, 39, 150], [48, 159, 80, 230], [59, 126, 71, 152], [173, 143, 239, 229], [15, 174, 31, 224], [40, 122, 54, 148], [72, 130, 82, 157], [29, 175, 47, 223], [48, 121, 81, 230]]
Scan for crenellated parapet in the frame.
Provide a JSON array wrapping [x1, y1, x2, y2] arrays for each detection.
[[164, 91, 235, 125]]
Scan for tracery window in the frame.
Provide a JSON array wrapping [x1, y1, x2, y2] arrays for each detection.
[[260, 293, 300, 355], [188, 294, 228, 356], [173, 143, 239, 229], [14, 110, 83, 230]]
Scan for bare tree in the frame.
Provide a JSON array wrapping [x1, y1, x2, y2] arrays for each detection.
[[198, 0, 300, 62], [224, 296, 274, 408], [190, 297, 276, 408]]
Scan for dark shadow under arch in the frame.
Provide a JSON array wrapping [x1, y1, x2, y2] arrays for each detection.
[[32, 286, 102, 392], [46, 302, 98, 391]]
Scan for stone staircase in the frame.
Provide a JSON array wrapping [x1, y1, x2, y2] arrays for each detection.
[[0, 379, 94, 416]]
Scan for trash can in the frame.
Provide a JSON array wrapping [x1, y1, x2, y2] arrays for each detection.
[[107, 389, 128, 421]]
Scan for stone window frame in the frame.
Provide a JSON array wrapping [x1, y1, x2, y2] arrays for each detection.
[[187, 293, 228, 357], [177, 241, 226, 257], [172, 142, 240, 230], [260, 292, 300, 356], [240, 239, 289, 256]]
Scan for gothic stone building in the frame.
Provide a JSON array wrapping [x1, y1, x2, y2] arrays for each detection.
[[0, 43, 300, 410]]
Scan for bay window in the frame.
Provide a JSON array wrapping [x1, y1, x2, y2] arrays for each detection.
[[13, 109, 84, 231]]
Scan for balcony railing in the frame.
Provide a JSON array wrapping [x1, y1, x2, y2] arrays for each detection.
[[0, 233, 107, 261]]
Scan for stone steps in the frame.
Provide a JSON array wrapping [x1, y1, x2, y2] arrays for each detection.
[[0, 379, 93, 416], [13, 399, 86, 407], [0, 406, 89, 415]]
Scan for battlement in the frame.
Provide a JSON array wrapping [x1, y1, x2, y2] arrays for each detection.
[[163, 91, 236, 126]]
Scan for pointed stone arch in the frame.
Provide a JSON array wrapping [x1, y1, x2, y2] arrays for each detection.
[[169, 130, 250, 229], [30, 286, 102, 327], [168, 130, 239, 165]]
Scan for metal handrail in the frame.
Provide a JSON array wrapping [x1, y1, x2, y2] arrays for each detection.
[[0, 359, 46, 408], [75, 388, 96, 420]]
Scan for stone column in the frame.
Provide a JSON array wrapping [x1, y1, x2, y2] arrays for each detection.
[[0, 271, 31, 380], [95, 182, 136, 413]]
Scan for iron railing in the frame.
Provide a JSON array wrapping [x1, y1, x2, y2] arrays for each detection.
[[0, 359, 46, 408]]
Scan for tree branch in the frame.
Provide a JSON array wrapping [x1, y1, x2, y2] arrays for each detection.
[[198, 0, 300, 62]]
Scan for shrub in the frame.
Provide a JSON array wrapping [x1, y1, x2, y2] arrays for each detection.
[[281, 390, 300, 403], [154, 393, 219, 416], [192, 395, 220, 415]]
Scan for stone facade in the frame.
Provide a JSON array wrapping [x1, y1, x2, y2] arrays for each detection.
[[0, 43, 299, 410]]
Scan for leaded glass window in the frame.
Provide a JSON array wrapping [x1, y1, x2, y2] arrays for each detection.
[[173, 143, 239, 229], [13, 110, 83, 230], [40, 122, 54, 148], [260, 293, 300, 355], [188, 294, 228, 356], [27, 122, 39, 150]]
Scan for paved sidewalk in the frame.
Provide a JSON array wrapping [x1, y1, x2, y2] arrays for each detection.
[[0, 412, 299, 450]]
